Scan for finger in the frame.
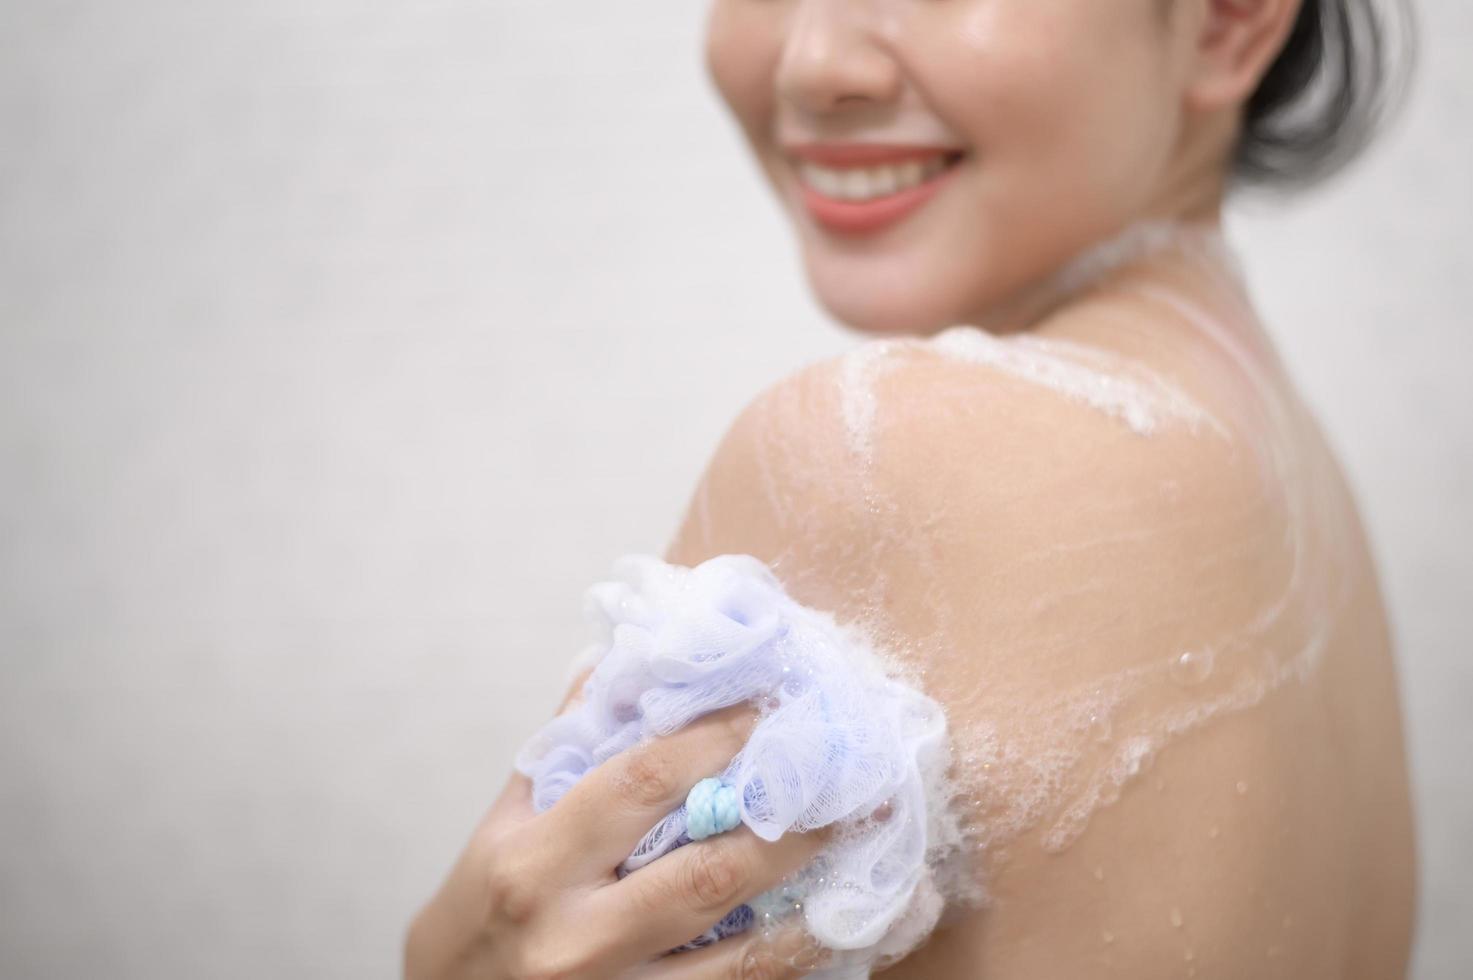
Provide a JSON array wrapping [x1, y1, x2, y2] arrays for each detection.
[[621, 924, 830, 979], [541, 701, 761, 878], [586, 823, 831, 965]]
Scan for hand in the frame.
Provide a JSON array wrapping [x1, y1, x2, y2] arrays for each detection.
[[404, 678, 832, 979]]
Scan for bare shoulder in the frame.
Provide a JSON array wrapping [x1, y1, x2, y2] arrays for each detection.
[[668, 327, 1297, 716], [668, 326, 1286, 651], [667, 325, 1394, 977]]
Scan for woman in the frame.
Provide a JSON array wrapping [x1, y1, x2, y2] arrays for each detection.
[[405, 0, 1418, 976]]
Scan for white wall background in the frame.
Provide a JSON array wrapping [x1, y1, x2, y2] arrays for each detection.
[[0, 2, 1467, 976]]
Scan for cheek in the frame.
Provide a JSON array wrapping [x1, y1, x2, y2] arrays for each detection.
[[705, 6, 781, 147], [927, 28, 1175, 224], [948, 38, 1131, 167], [913, 4, 1178, 198]]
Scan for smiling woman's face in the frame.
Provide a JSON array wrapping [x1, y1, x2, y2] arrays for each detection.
[[705, 0, 1221, 335]]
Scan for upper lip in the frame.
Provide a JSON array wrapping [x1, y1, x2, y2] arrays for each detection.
[[783, 143, 965, 167]]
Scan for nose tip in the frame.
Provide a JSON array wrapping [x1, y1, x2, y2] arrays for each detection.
[[776, 1, 901, 115]]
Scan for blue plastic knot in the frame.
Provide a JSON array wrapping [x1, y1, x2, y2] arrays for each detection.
[[685, 776, 741, 840]]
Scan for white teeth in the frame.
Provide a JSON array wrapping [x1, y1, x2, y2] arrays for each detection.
[[798, 154, 955, 202]]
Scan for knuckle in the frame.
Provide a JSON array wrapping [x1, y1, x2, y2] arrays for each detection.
[[620, 747, 683, 809], [683, 841, 749, 912], [483, 851, 542, 927]]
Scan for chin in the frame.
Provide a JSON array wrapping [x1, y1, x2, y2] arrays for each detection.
[[814, 286, 955, 337], [800, 236, 1026, 338]]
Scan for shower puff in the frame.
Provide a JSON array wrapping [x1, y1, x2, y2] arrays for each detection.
[[513, 553, 956, 977]]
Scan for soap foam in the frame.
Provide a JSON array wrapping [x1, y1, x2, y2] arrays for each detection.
[[836, 221, 1237, 469]]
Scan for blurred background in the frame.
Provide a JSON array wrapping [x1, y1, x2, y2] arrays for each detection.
[[1, 1, 1468, 976]]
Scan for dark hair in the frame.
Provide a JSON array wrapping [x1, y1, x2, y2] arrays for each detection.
[[1234, 0, 1417, 190]]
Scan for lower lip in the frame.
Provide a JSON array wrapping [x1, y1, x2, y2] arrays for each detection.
[[796, 156, 962, 237]]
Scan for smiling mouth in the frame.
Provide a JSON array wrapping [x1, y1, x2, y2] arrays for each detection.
[[787, 148, 966, 236], [795, 151, 964, 202]]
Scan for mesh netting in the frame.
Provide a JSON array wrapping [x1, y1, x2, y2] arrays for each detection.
[[513, 553, 957, 976]]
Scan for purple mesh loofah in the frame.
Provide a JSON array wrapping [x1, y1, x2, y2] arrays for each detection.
[[513, 553, 957, 976]]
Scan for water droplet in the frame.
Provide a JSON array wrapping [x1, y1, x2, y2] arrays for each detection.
[[1170, 907, 1183, 928], [1170, 649, 1214, 686], [1184, 947, 1196, 962], [1208, 825, 1220, 839], [1089, 713, 1112, 742], [1236, 780, 1249, 795], [1093, 866, 1105, 881], [1101, 930, 1115, 944]]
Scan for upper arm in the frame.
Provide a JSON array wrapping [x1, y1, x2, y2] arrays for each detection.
[[664, 338, 1325, 976]]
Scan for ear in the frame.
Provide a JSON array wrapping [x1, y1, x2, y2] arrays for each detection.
[[1184, 0, 1305, 112]]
